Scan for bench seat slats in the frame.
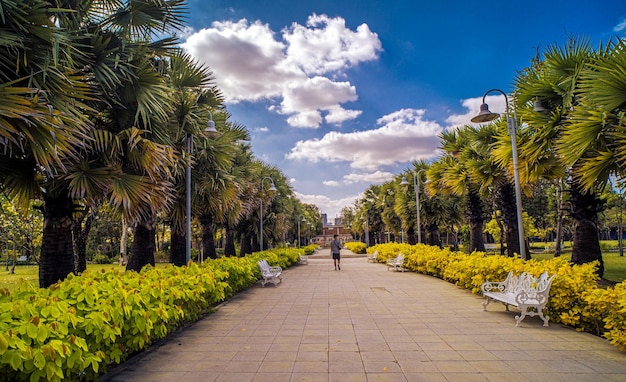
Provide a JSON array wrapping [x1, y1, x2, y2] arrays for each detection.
[[481, 272, 555, 327]]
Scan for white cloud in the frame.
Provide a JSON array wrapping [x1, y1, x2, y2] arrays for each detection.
[[286, 108, 443, 170], [255, 126, 270, 132], [343, 171, 395, 184], [323, 180, 340, 187], [182, 14, 382, 128], [283, 14, 382, 75], [614, 19, 626, 32], [296, 191, 361, 218], [445, 95, 507, 128]]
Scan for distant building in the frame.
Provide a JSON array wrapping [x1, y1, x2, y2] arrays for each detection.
[[321, 213, 328, 226], [311, 226, 352, 247], [334, 217, 342, 226]]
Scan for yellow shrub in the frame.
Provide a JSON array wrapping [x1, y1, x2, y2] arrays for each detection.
[[367, 243, 626, 350]]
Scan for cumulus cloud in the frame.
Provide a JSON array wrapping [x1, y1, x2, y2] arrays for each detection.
[[182, 14, 382, 128], [445, 95, 507, 128], [286, 108, 443, 170], [295, 191, 360, 219], [343, 170, 395, 184], [323, 180, 340, 187], [614, 18, 626, 33], [254, 126, 270, 132]]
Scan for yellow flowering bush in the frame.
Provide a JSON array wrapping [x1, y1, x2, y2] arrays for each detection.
[[368, 243, 625, 350], [344, 241, 365, 254]]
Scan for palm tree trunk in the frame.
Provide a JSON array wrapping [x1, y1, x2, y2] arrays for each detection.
[[120, 217, 128, 265], [200, 214, 217, 260], [40, 191, 75, 288], [467, 188, 486, 253], [240, 232, 252, 256], [496, 183, 520, 257], [224, 227, 236, 257], [127, 214, 156, 271], [169, 225, 186, 266], [72, 210, 94, 274], [569, 183, 604, 277], [554, 179, 565, 257]]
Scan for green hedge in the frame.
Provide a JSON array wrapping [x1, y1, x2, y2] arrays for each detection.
[[0, 249, 300, 381]]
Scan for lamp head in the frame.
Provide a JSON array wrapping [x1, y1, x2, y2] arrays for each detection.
[[268, 182, 277, 192], [471, 103, 500, 123], [533, 99, 550, 113], [400, 176, 409, 186], [204, 118, 222, 138]]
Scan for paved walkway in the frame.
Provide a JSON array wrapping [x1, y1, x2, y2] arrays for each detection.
[[102, 249, 626, 382]]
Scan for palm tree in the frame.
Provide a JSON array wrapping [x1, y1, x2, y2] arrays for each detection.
[[514, 37, 605, 275], [1, 1, 97, 287], [429, 130, 487, 253]]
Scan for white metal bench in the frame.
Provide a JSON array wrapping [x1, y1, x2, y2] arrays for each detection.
[[481, 271, 555, 327], [386, 253, 405, 272], [258, 259, 282, 287], [367, 251, 378, 263], [298, 253, 308, 265]]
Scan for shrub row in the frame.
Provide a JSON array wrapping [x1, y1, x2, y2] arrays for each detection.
[[343, 241, 366, 254], [368, 243, 626, 350], [0, 249, 301, 381]]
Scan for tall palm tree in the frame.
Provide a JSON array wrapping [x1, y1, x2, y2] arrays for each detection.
[[429, 130, 487, 253], [1, 1, 95, 287], [556, 38, 626, 275], [514, 37, 604, 274], [195, 117, 250, 260]]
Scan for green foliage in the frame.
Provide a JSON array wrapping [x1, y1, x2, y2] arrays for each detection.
[[90, 254, 112, 264], [0, 249, 297, 381]]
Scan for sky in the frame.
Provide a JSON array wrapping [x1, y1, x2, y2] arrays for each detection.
[[180, 0, 626, 219]]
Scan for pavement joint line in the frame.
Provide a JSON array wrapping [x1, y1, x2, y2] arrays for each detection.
[[101, 248, 626, 381]]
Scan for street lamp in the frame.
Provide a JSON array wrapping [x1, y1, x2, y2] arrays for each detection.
[[297, 215, 306, 247], [259, 177, 277, 251], [186, 112, 220, 264], [363, 216, 369, 247], [401, 169, 426, 243], [471, 89, 527, 260]]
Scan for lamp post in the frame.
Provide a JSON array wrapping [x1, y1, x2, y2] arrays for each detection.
[[297, 215, 306, 247], [363, 216, 369, 247], [471, 89, 527, 260], [259, 177, 277, 251], [186, 112, 219, 264], [401, 169, 426, 243]]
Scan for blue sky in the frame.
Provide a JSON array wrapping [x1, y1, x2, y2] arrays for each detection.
[[181, 0, 626, 219]]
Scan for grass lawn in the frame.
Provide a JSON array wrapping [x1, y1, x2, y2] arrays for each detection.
[[0, 263, 169, 291], [0, 264, 124, 291], [531, 251, 626, 283]]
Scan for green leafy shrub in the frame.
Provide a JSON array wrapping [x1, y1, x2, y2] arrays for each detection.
[[0, 249, 296, 381]]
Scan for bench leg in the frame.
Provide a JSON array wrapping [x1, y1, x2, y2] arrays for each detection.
[[514, 306, 530, 327], [482, 297, 491, 311], [537, 308, 550, 327]]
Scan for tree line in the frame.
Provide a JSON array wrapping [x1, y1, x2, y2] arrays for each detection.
[[0, 1, 320, 287], [343, 38, 626, 279]]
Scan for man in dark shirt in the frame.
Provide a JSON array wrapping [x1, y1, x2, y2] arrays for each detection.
[[331, 234, 341, 270]]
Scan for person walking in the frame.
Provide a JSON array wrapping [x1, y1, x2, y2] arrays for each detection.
[[331, 234, 341, 270]]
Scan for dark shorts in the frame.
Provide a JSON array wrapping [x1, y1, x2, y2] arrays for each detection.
[[332, 252, 341, 260]]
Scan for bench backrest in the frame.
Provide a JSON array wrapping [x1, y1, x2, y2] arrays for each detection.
[[395, 253, 404, 263], [505, 272, 555, 294], [258, 259, 271, 274]]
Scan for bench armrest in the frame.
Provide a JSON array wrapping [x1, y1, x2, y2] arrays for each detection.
[[481, 281, 507, 294]]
